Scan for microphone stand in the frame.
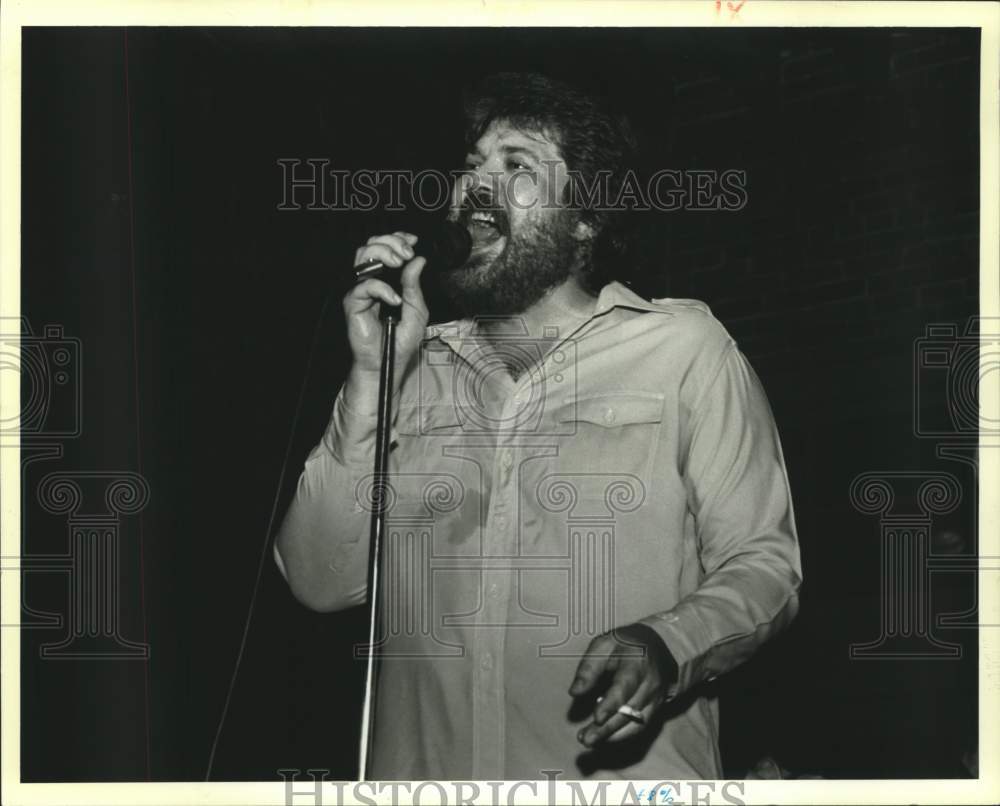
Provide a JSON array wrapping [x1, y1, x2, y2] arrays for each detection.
[[351, 223, 468, 780], [357, 299, 400, 782]]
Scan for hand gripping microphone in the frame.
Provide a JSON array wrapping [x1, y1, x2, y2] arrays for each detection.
[[354, 219, 472, 281]]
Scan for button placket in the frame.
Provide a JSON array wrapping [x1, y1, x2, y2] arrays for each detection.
[[472, 624, 504, 777]]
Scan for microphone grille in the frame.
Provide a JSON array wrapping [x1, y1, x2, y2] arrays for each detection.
[[425, 221, 472, 270]]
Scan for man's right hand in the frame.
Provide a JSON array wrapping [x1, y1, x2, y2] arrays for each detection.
[[342, 231, 430, 410]]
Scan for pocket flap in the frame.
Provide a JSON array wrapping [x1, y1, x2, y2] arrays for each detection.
[[555, 392, 664, 426], [395, 401, 464, 435]]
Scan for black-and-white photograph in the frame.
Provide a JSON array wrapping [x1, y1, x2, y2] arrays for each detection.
[[2, 2, 997, 805]]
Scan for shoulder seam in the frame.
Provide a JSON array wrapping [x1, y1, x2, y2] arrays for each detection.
[[689, 338, 738, 414]]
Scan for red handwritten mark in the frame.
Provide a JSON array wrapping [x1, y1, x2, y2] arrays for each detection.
[[715, 0, 745, 19]]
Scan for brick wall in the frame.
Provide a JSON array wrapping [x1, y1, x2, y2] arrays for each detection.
[[640, 30, 983, 776], [651, 29, 980, 423]]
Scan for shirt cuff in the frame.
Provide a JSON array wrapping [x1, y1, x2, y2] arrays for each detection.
[[318, 386, 400, 469], [637, 606, 715, 701]]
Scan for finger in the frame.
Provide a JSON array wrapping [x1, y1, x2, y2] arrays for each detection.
[[356, 243, 409, 270], [399, 257, 429, 319], [365, 234, 415, 262], [599, 681, 661, 744], [591, 664, 641, 725], [579, 709, 634, 747], [392, 231, 419, 246], [344, 278, 402, 313], [568, 635, 617, 697], [622, 674, 661, 717], [580, 676, 657, 747]]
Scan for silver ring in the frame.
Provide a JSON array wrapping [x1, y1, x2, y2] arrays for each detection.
[[616, 704, 646, 724]]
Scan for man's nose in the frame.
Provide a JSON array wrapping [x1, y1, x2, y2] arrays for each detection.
[[452, 170, 501, 208]]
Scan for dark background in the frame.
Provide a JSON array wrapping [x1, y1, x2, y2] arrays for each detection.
[[19, 27, 980, 781]]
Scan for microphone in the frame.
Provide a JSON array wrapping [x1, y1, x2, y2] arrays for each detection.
[[354, 220, 472, 281]]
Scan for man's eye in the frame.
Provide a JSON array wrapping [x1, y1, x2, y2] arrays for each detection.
[[506, 159, 531, 172]]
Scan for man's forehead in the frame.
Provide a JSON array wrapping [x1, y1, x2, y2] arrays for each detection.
[[470, 120, 563, 159]]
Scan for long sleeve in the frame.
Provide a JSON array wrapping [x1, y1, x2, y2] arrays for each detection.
[[638, 338, 802, 700], [273, 386, 384, 612]]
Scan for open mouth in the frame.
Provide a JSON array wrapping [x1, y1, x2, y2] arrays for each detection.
[[457, 189, 508, 249], [466, 209, 505, 248]]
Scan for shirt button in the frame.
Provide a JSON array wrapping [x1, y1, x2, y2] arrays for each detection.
[[603, 407, 616, 425], [480, 653, 493, 670]]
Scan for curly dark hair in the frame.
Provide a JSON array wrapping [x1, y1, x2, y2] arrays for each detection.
[[462, 72, 639, 292]]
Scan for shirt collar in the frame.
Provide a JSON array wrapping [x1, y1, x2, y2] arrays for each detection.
[[425, 281, 672, 346], [592, 280, 675, 316]]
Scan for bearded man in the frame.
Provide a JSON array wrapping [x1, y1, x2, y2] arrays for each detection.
[[274, 72, 802, 781]]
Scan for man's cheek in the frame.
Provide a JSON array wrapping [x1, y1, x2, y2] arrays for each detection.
[[507, 173, 541, 212]]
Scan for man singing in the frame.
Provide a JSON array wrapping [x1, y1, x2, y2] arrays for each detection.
[[274, 72, 802, 780]]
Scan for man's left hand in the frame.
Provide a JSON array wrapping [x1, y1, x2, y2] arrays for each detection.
[[569, 623, 678, 747]]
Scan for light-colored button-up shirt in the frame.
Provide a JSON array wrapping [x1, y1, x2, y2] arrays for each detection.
[[275, 281, 802, 781]]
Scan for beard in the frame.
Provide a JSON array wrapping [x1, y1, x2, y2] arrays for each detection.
[[438, 208, 583, 318]]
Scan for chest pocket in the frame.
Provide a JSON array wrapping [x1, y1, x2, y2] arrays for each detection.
[[554, 391, 665, 484], [393, 402, 464, 438]]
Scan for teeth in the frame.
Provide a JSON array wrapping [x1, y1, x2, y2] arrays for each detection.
[[470, 211, 497, 225]]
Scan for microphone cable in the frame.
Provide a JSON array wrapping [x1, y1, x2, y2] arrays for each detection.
[[202, 219, 445, 779], [204, 290, 334, 780]]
